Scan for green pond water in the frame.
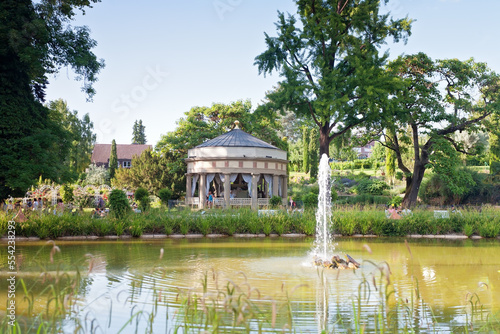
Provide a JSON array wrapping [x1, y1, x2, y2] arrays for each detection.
[[1, 237, 499, 333]]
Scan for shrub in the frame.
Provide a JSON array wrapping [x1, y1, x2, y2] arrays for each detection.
[[158, 188, 173, 206], [354, 179, 389, 195], [108, 189, 131, 218], [135, 187, 150, 211], [388, 196, 403, 207], [270, 195, 282, 208], [60, 184, 74, 204], [302, 193, 318, 208]]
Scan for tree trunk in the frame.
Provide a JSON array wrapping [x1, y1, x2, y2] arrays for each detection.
[[319, 124, 330, 158], [402, 162, 426, 208]]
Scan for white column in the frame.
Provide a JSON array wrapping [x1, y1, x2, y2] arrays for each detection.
[[282, 176, 288, 206], [224, 173, 230, 209], [186, 174, 192, 203], [272, 175, 279, 197], [198, 173, 206, 209]]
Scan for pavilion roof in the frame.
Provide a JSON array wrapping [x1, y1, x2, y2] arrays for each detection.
[[195, 129, 279, 149]]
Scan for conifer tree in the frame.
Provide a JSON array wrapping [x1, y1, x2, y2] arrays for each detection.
[[302, 127, 310, 173], [109, 139, 118, 179], [132, 120, 147, 144]]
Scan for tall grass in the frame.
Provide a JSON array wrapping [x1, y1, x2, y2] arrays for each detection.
[[1, 206, 500, 239]]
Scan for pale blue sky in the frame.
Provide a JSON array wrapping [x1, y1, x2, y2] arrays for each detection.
[[44, 0, 500, 147]]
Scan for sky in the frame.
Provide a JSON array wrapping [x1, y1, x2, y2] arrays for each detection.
[[44, 0, 500, 147]]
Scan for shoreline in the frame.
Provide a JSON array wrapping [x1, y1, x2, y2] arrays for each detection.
[[3, 233, 498, 243]]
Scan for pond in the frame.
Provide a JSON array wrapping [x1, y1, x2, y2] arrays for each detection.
[[1, 237, 499, 333]]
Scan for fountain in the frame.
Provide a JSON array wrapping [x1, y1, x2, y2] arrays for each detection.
[[312, 154, 360, 269], [312, 154, 334, 260]]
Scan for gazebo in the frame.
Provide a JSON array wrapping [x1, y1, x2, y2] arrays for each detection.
[[185, 122, 288, 209]]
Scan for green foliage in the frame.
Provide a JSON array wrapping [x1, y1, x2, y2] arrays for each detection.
[[60, 184, 74, 204], [132, 119, 147, 144], [383, 53, 500, 207], [47, 99, 96, 175], [0, 0, 104, 200], [429, 138, 475, 199], [158, 188, 173, 206], [388, 196, 403, 207], [354, 179, 389, 195], [302, 192, 318, 208], [255, 0, 411, 156], [269, 195, 282, 208], [309, 128, 319, 178], [108, 189, 131, 218], [113, 149, 184, 198], [134, 187, 150, 211], [3, 206, 500, 239], [302, 127, 310, 173], [371, 142, 385, 162], [491, 161, 500, 176], [109, 139, 118, 179], [419, 168, 492, 205], [385, 146, 396, 181]]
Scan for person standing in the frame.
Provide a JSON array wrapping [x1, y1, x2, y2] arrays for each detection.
[[207, 191, 214, 209]]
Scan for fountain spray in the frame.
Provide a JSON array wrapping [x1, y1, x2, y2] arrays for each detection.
[[313, 154, 333, 260]]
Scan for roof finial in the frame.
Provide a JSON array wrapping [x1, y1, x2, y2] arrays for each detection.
[[234, 120, 240, 129]]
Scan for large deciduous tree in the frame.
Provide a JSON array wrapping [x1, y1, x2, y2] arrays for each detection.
[[381, 53, 500, 208], [254, 0, 412, 157], [112, 149, 185, 198], [0, 0, 103, 200], [47, 99, 96, 176]]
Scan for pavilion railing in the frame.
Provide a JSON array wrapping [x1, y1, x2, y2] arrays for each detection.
[[186, 197, 199, 206], [257, 198, 269, 207], [230, 198, 252, 207], [214, 198, 225, 207]]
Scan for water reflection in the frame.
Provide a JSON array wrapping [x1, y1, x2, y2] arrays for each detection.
[[0, 237, 499, 332]]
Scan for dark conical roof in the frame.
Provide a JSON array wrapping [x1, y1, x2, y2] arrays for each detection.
[[195, 128, 278, 149]]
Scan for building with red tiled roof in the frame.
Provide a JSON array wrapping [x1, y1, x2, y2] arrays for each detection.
[[354, 141, 375, 159], [90, 144, 152, 168]]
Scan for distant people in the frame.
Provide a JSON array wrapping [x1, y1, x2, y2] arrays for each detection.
[[33, 198, 39, 210], [38, 197, 43, 210], [7, 200, 13, 212], [207, 191, 214, 208], [56, 199, 64, 215], [27, 198, 32, 209], [14, 203, 26, 222], [387, 205, 401, 220], [98, 196, 105, 209]]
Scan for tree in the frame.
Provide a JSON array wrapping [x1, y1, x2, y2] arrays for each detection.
[[132, 120, 147, 144], [254, 0, 411, 157], [47, 99, 97, 175], [0, 0, 103, 200], [380, 53, 500, 207], [109, 139, 118, 179], [85, 164, 109, 186], [113, 149, 185, 198]]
